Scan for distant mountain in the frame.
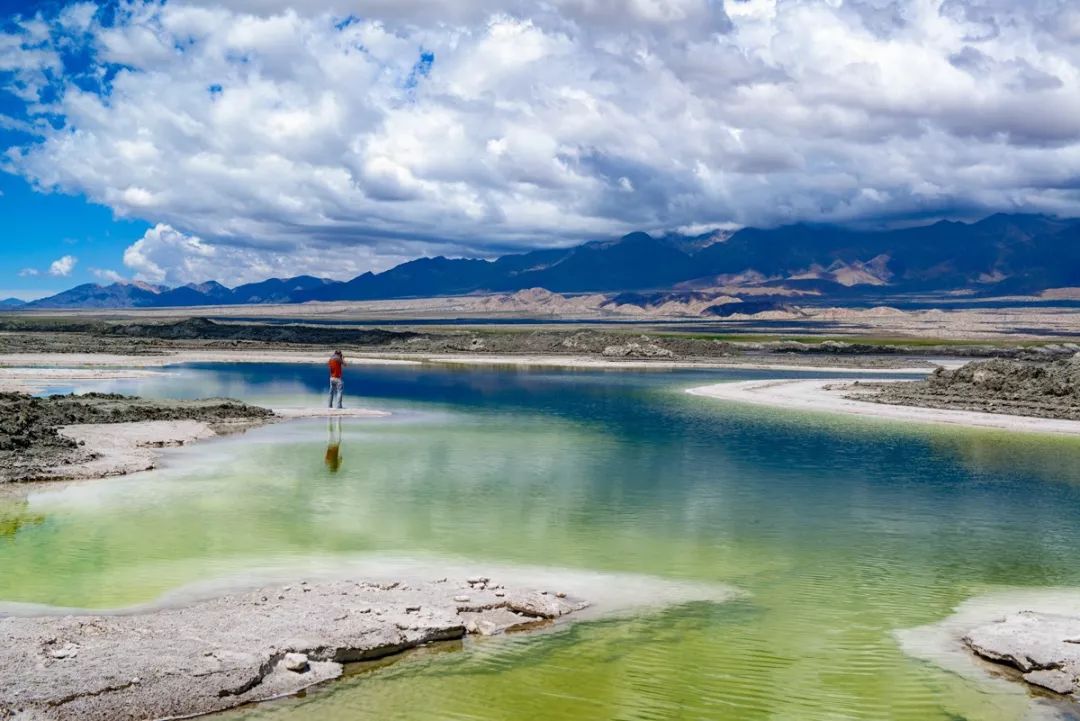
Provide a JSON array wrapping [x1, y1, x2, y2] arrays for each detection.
[[25, 282, 164, 309], [231, 276, 334, 304], [486, 232, 698, 292], [0, 298, 25, 308], [154, 281, 233, 307], [22, 214, 1080, 309]]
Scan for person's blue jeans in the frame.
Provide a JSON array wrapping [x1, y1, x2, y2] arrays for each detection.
[[328, 378, 344, 409]]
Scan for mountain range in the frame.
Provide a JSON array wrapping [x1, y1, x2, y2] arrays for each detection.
[[0, 298, 26, 308], [16, 213, 1080, 310]]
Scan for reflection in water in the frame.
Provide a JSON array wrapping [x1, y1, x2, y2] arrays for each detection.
[[938, 431, 1080, 487], [0, 500, 44, 540], [325, 418, 343, 473]]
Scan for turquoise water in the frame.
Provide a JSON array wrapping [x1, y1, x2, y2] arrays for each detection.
[[4, 363, 1080, 720]]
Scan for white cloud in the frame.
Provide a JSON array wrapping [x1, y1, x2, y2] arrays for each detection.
[[47, 255, 77, 277], [2, 0, 1080, 284], [18, 268, 39, 277], [123, 223, 409, 286], [91, 268, 126, 283]]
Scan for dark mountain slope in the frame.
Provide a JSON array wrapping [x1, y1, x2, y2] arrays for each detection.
[[21, 214, 1080, 309]]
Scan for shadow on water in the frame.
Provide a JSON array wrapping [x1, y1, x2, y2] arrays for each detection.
[[0, 500, 45, 540]]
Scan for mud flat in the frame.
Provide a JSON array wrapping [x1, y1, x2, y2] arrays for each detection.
[[898, 590, 1080, 718], [0, 564, 737, 720], [4, 316, 1077, 370], [686, 377, 1080, 436], [0, 350, 955, 378]]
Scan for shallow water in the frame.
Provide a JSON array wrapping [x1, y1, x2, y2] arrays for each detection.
[[5, 363, 1080, 720]]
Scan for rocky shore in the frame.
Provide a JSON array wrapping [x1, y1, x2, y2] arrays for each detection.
[[0, 576, 586, 720], [964, 611, 1080, 698], [0, 393, 273, 484], [847, 357, 1080, 421]]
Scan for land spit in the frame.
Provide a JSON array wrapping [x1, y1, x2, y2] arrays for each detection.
[[688, 359, 1080, 436], [0, 393, 387, 485], [0, 576, 586, 720]]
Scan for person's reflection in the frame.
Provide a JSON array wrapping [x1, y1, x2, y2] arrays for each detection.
[[324, 417, 343, 473]]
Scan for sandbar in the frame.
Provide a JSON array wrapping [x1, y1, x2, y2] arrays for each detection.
[[687, 379, 1080, 436]]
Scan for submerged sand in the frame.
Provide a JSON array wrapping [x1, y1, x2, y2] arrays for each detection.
[[898, 589, 1080, 719]]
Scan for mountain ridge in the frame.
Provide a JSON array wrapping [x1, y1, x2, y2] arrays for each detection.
[[17, 213, 1080, 310]]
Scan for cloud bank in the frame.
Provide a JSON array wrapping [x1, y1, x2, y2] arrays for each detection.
[[2, 0, 1080, 284]]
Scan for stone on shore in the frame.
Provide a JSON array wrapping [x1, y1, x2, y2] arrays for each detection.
[[963, 610, 1080, 697], [0, 577, 587, 720]]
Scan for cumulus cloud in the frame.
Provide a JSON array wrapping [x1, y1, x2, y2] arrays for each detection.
[[47, 255, 77, 277], [2, 0, 1080, 283], [90, 268, 126, 283], [123, 223, 410, 286]]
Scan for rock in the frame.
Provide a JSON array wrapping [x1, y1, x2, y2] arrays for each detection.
[[46, 644, 79, 660], [1024, 669, 1076, 695], [453, 595, 470, 603], [282, 653, 309, 673], [851, 358, 1080, 421], [964, 611, 1080, 697], [601, 342, 675, 359]]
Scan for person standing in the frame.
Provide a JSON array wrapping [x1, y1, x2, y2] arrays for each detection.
[[328, 350, 345, 409]]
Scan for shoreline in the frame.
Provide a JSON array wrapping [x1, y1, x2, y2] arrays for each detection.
[[47, 406, 388, 482], [686, 379, 1080, 436], [0, 349, 952, 381], [1, 396, 389, 489]]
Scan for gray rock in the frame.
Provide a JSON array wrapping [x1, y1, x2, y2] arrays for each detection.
[[0, 577, 589, 720], [282, 653, 309, 673], [964, 611, 1080, 697]]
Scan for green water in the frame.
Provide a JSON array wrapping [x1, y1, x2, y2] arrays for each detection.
[[5, 363, 1080, 720]]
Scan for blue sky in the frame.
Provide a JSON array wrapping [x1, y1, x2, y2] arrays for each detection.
[[2, 0, 1080, 299], [0, 0, 146, 299], [0, 172, 148, 300], [0, 0, 141, 299]]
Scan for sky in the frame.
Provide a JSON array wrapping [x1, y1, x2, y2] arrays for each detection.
[[1, 0, 1079, 299]]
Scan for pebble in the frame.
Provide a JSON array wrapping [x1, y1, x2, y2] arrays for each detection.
[[454, 595, 470, 603], [282, 653, 309, 673], [47, 645, 78, 660]]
